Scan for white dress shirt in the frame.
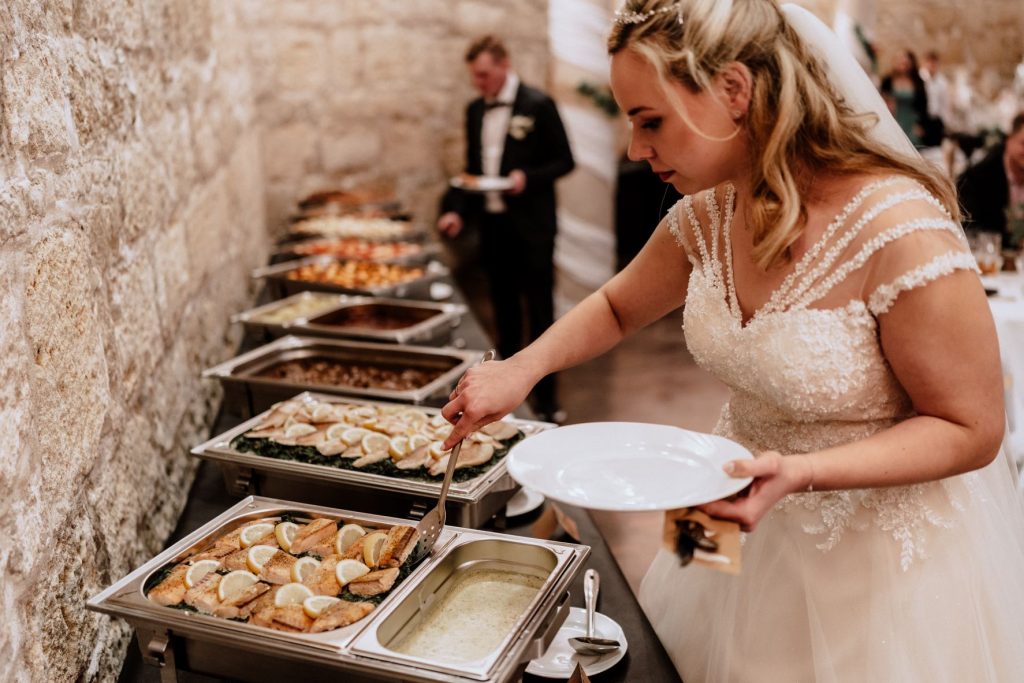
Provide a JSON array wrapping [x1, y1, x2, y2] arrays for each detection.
[[481, 73, 519, 214]]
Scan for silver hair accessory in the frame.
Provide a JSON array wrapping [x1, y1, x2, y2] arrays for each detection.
[[614, 1, 684, 26]]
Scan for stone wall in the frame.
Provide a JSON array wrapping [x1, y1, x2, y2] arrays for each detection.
[[0, 2, 268, 681], [240, 0, 552, 231]]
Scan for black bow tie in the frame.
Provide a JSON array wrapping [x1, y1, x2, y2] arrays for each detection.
[[484, 101, 511, 110]]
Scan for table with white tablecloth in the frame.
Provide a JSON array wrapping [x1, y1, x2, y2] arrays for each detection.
[[982, 273, 1024, 484]]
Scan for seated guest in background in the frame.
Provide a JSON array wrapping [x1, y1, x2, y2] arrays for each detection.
[[958, 112, 1024, 246], [880, 50, 929, 147], [437, 35, 575, 422]]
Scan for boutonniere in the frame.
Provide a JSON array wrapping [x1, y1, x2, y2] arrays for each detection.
[[508, 115, 535, 140]]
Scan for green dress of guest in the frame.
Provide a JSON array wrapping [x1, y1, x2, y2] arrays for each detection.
[[892, 85, 920, 146]]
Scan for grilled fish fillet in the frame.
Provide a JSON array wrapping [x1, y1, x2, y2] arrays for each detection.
[[353, 451, 389, 468], [240, 585, 279, 619], [347, 567, 399, 596], [303, 557, 341, 596], [190, 544, 236, 564], [220, 548, 251, 572], [183, 572, 223, 614], [481, 420, 519, 440], [395, 445, 431, 470], [377, 526, 417, 569], [341, 535, 367, 561], [148, 564, 189, 606], [317, 439, 347, 456], [259, 550, 297, 584], [290, 518, 337, 554], [270, 604, 314, 632], [310, 600, 375, 633], [222, 581, 270, 608]]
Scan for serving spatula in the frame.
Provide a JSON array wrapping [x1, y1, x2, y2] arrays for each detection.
[[409, 349, 495, 564]]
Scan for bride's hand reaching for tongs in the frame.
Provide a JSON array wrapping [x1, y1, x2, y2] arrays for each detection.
[[440, 356, 537, 450]]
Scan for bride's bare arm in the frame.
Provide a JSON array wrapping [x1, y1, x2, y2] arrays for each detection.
[[703, 269, 1005, 531], [440, 215, 693, 447]]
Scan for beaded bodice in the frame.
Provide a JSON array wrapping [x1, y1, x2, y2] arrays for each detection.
[[668, 178, 980, 567]]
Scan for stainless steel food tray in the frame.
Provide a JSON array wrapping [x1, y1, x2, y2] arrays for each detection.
[[202, 336, 482, 415], [87, 496, 589, 683], [273, 238, 442, 266], [232, 292, 468, 345], [192, 392, 554, 528], [254, 255, 449, 300]]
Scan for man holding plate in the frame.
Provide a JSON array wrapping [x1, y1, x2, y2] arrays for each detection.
[[437, 35, 575, 423]]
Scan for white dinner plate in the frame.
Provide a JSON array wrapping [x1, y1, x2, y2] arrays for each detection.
[[429, 282, 454, 300], [507, 422, 753, 511], [526, 607, 627, 678], [506, 486, 545, 517], [449, 175, 515, 192]]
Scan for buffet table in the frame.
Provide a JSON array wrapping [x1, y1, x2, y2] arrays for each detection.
[[116, 278, 682, 683], [983, 273, 1024, 481]]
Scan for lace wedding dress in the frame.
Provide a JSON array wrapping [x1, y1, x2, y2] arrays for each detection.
[[639, 177, 1024, 681]]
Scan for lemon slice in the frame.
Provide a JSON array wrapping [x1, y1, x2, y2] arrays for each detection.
[[397, 408, 428, 427], [310, 403, 335, 423], [326, 423, 350, 440], [284, 423, 317, 438], [335, 559, 371, 587], [274, 582, 315, 607], [429, 413, 448, 428], [362, 530, 388, 567], [217, 570, 259, 601], [428, 441, 448, 460], [245, 545, 279, 573], [388, 435, 411, 460], [184, 559, 220, 589], [431, 423, 453, 440], [349, 406, 377, 422], [274, 521, 300, 552], [239, 523, 275, 548], [361, 432, 390, 454], [409, 434, 430, 450], [340, 427, 371, 446], [291, 556, 321, 583], [303, 595, 341, 619], [335, 524, 366, 555]]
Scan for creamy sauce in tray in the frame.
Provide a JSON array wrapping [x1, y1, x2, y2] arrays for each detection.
[[392, 568, 544, 663]]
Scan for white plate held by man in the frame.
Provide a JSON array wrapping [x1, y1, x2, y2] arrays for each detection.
[[506, 422, 753, 512]]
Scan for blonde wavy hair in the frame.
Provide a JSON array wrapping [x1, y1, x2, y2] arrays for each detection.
[[609, 0, 959, 269]]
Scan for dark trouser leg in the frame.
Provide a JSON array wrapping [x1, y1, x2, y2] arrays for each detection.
[[480, 214, 523, 360], [523, 239, 558, 414]]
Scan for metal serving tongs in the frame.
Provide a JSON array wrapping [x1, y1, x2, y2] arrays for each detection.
[[409, 349, 496, 564]]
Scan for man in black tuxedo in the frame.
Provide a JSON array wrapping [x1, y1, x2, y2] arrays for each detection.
[[438, 35, 575, 422], [958, 112, 1024, 246]]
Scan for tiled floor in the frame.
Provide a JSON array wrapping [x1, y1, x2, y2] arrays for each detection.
[[554, 313, 730, 595]]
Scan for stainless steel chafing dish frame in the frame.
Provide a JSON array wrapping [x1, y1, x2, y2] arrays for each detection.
[[191, 391, 555, 528], [272, 237, 443, 266], [254, 254, 449, 300], [231, 292, 468, 346], [202, 335, 482, 414], [87, 496, 590, 683]]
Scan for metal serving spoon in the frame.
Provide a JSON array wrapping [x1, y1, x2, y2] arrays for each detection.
[[569, 568, 621, 656], [408, 349, 495, 565]]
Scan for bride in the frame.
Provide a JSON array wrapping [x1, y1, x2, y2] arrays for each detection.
[[441, 0, 1024, 679]]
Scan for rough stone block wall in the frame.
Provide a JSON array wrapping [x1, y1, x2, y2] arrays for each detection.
[[0, 2, 268, 681], [241, 0, 552, 230]]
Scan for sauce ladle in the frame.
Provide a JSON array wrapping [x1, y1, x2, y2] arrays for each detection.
[[568, 568, 621, 656]]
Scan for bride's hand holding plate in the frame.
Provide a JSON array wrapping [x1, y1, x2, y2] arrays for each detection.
[[440, 358, 535, 449], [698, 451, 815, 532]]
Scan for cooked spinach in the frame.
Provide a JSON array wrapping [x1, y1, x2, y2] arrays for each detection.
[[143, 561, 180, 595], [230, 429, 524, 484], [167, 602, 199, 613]]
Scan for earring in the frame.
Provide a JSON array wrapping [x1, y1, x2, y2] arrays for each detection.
[[731, 110, 743, 119]]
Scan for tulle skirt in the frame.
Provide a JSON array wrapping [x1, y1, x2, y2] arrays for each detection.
[[639, 449, 1024, 682]]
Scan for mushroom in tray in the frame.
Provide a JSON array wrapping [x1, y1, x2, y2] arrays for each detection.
[[144, 517, 419, 634]]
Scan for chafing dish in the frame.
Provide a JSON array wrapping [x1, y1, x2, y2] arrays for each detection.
[[192, 392, 554, 528], [254, 255, 448, 300], [87, 496, 589, 683], [273, 238, 442, 266], [202, 336, 482, 414], [232, 292, 467, 345]]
